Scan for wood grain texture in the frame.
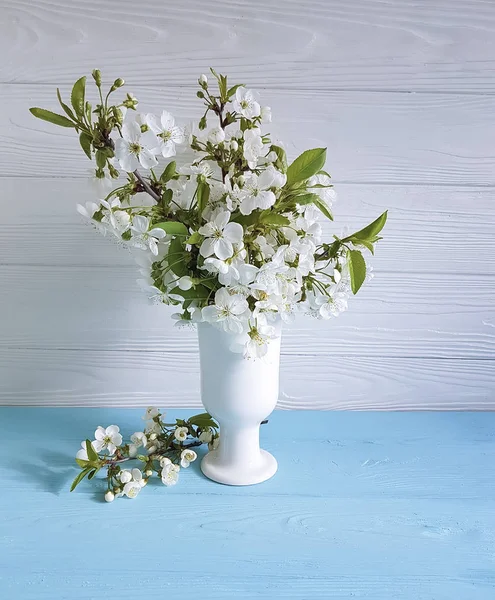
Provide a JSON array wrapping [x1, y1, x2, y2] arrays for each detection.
[[0, 265, 493, 360], [2, 179, 495, 273], [1, 409, 495, 598], [3, 85, 495, 184], [2, 0, 495, 93], [0, 349, 493, 408]]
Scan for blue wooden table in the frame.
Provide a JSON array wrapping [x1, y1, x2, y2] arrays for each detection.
[[1, 409, 494, 599]]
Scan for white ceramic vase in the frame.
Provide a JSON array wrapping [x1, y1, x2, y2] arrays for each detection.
[[197, 321, 281, 486]]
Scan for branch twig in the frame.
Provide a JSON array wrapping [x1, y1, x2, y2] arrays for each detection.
[[133, 169, 161, 202]]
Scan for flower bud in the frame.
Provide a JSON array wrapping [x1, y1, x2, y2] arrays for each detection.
[[92, 69, 102, 86], [237, 174, 245, 186], [149, 433, 157, 441], [148, 445, 157, 454], [104, 490, 115, 502], [177, 276, 193, 291], [199, 74, 208, 85], [145, 469, 153, 477], [113, 78, 125, 89], [230, 140, 239, 152]]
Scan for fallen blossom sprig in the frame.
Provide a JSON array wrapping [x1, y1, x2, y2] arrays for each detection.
[[71, 407, 220, 501], [30, 68, 387, 359]]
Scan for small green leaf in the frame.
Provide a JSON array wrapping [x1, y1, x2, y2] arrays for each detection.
[[270, 145, 288, 173], [71, 76, 87, 117], [85, 439, 98, 462], [95, 150, 107, 169], [160, 161, 177, 183], [259, 212, 290, 226], [312, 196, 333, 221], [167, 237, 188, 277], [188, 412, 219, 428], [347, 249, 367, 295], [56, 88, 77, 121], [87, 468, 99, 481], [79, 132, 92, 160], [347, 211, 388, 242], [70, 467, 92, 492], [153, 221, 188, 236], [286, 148, 327, 185], [170, 285, 210, 301], [196, 181, 210, 215], [351, 239, 375, 254], [227, 84, 244, 99], [291, 192, 320, 205], [232, 212, 260, 228], [160, 188, 173, 209], [75, 458, 90, 468], [29, 107, 75, 128], [186, 231, 203, 245]]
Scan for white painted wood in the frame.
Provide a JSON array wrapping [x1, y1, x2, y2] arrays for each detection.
[[3, 86, 495, 184], [0, 349, 493, 409], [2, 0, 495, 93], [0, 0, 493, 407], [2, 180, 494, 274]]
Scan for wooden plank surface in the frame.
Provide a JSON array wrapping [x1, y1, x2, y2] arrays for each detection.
[[3, 85, 495, 184], [0, 349, 493, 408], [2, 0, 495, 93], [1, 409, 494, 598]]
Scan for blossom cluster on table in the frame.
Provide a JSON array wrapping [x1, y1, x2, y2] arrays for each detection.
[[30, 69, 386, 358], [72, 407, 219, 501]]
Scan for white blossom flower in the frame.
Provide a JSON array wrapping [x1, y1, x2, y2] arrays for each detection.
[[121, 468, 145, 498], [143, 406, 160, 421], [174, 426, 189, 442], [244, 320, 276, 359], [145, 111, 185, 158], [202, 288, 249, 334], [161, 462, 180, 486], [260, 106, 272, 123], [199, 430, 213, 443], [93, 425, 123, 455], [160, 456, 171, 467], [145, 420, 162, 435], [115, 121, 159, 172], [119, 469, 133, 484], [180, 449, 198, 468], [130, 432, 147, 448], [243, 128, 264, 166], [137, 279, 182, 305], [308, 173, 336, 208], [315, 286, 349, 319], [199, 211, 243, 260], [208, 127, 226, 144], [130, 215, 167, 255], [238, 167, 285, 215], [233, 87, 261, 119], [76, 201, 100, 221], [209, 436, 220, 451]]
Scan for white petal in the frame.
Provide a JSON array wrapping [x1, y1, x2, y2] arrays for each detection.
[[215, 211, 231, 230], [214, 238, 233, 260], [202, 305, 221, 322], [160, 110, 175, 130], [139, 148, 159, 169], [223, 222, 243, 244], [199, 237, 217, 258], [132, 215, 149, 234], [122, 121, 141, 143]]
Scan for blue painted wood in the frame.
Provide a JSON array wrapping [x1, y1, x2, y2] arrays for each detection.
[[1, 409, 494, 599]]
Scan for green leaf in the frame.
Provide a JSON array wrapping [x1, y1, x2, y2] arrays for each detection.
[[160, 161, 177, 183], [79, 132, 92, 160], [227, 84, 244, 99], [312, 196, 333, 221], [187, 412, 219, 428], [56, 88, 77, 121], [70, 467, 92, 492], [346, 211, 388, 242], [71, 76, 87, 117], [232, 212, 260, 228], [29, 107, 75, 128], [87, 468, 100, 481], [75, 458, 90, 468], [154, 221, 188, 236], [95, 150, 107, 169], [196, 181, 210, 215], [167, 237, 188, 277], [270, 144, 288, 173], [259, 211, 290, 226], [352, 239, 375, 254], [160, 188, 173, 208], [85, 439, 98, 462], [286, 148, 327, 185], [347, 249, 367, 295], [291, 192, 320, 205], [186, 231, 203, 245], [170, 285, 210, 301]]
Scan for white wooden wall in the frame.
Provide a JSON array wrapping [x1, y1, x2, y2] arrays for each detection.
[[1, 0, 494, 408]]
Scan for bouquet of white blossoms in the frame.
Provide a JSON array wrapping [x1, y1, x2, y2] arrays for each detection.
[[31, 69, 386, 358]]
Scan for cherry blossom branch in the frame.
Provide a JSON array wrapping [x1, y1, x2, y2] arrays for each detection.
[[133, 169, 161, 203]]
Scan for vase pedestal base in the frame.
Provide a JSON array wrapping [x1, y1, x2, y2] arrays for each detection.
[[201, 449, 278, 486]]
